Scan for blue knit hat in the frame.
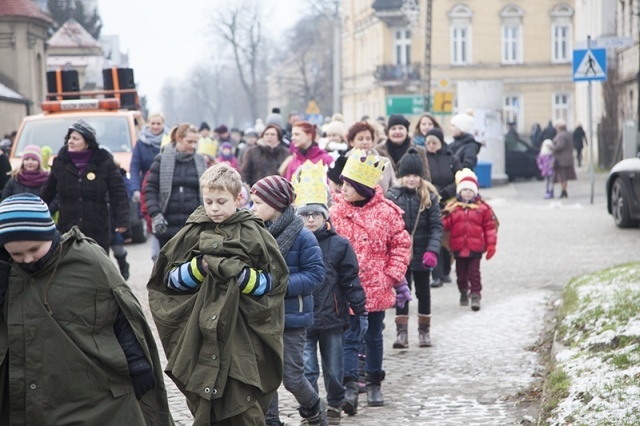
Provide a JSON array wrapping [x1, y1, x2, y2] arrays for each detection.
[[0, 194, 56, 245]]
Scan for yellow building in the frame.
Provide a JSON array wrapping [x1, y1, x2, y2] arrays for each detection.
[[342, 0, 576, 136]]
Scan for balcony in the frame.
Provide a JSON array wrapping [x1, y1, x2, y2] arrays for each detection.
[[374, 63, 422, 85], [372, 0, 417, 26]]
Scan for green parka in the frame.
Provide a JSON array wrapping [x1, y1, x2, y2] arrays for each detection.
[[0, 227, 173, 425], [147, 207, 287, 424]]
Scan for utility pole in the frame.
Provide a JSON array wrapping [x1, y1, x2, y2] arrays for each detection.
[[422, 0, 433, 112], [332, 0, 341, 115]]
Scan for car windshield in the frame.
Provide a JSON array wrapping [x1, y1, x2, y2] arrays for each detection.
[[14, 116, 132, 157]]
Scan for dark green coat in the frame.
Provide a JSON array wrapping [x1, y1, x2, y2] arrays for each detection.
[[0, 227, 173, 425], [147, 207, 288, 424]]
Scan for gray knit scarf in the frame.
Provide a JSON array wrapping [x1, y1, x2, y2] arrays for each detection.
[[158, 143, 207, 214], [267, 205, 304, 257]]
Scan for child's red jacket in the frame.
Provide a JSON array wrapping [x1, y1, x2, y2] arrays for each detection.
[[442, 197, 497, 258]]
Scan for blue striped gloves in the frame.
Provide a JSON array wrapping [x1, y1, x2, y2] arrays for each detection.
[[167, 255, 272, 296]]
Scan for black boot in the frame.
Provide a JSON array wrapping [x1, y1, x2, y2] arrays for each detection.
[[365, 371, 385, 407], [115, 252, 130, 280], [342, 378, 359, 415]]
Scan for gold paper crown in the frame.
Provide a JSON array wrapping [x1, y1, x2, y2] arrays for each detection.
[[292, 160, 328, 206], [341, 149, 385, 188]]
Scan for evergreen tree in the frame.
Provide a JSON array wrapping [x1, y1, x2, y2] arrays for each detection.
[[47, 0, 103, 40]]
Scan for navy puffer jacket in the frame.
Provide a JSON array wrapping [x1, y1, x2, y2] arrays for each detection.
[[310, 223, 366, 332], [282, 227, 325, 329]]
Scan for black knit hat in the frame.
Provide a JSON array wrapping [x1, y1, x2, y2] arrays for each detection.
[[251, 176, 296, 212], [327, 155, 348, 185], [398, 148, 424, 178], [199, 122, 210, 132], [0, 194, 57, 246], [387, 114, 410, 133], [66, 119, 98, 148], [426, 127, 444, 144]]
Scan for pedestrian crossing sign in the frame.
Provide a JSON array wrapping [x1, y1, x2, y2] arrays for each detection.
[[572, 48, 607, 82]]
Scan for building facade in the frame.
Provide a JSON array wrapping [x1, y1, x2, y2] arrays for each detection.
[[341, 0, 576, 138]]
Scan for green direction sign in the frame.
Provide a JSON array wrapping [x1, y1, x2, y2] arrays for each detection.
[[386, 95, 429, 115]]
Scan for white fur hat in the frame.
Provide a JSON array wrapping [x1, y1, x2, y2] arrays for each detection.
[[450, 113, 474, 134]]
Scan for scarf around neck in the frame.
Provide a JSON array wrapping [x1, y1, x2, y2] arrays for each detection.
[[158, 143, 207, 214], [267, 205, 304, 257], [17, 169, 49, 187], [139, 126, 167, 148], [386, 137, 411, 165], [68, 149, 93, 175]]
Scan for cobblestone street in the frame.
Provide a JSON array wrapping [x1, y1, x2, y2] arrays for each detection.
[[123, 167, 640, 425]]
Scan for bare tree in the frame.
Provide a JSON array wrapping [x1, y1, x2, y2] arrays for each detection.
[[281, 14, 334, 115], [210, 0, 267, 121]]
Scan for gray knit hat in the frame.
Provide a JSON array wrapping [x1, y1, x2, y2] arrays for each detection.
[[297, 203, 329, 220], [0, 194, 56, 246]]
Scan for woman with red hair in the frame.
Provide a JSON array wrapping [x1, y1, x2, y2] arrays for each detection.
[[283, 121, 334, 181]]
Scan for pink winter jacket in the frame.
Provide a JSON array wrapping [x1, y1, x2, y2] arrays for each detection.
[[330, 186, 411, 312], [285, 143, 334, 181]]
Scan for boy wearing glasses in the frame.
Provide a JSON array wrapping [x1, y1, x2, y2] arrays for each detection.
[[293, 162, 366, 424]]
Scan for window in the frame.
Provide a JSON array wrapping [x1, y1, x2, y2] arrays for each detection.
[[449, 4, 472, 65], [394, 29, 411, 65], [550, 4, 573, 64], [552, 93, 571, 126], [500, 5, 523, 64], [504, 95, 522, 131]]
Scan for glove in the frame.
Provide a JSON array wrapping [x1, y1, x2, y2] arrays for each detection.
[[394, 278, 412, 309], [131, 190, 141, 203], [151, 213, 168, 236], [130, 369, 156, 400], [486, 245, 496, 260], [422, 251, 438, 269]]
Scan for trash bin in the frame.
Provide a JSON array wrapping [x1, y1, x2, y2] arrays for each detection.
[[474, 161, 492, 188]]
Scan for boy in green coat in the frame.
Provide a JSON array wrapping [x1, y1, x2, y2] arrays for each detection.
[[148, 163, 288, 425]]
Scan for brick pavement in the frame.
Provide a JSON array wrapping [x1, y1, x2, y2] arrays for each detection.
[[124, 166, 640, 425]]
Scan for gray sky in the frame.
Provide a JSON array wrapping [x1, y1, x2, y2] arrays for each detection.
[[99, 0, 304, 111]]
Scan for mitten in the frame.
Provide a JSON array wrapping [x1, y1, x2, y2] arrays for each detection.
[[422, 251, 438, 269], [151, 213, 168, 236], [130, 369, 156, 400], [237, 267, 272, 296], [131, 190, 141, 203], [394, 278, 412, 309], [486, 245, 496, 260]]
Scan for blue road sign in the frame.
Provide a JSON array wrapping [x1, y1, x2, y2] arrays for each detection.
[[573, 48, 607, 82]]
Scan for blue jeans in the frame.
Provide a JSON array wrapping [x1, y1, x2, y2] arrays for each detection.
[[304, 328, 345, 409], [343, 312, 385, 378], [266, 328, 320, 423], [343, 315, 367, 381]]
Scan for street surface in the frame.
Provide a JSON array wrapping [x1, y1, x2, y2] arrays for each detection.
[[122, 165, 640, 425]]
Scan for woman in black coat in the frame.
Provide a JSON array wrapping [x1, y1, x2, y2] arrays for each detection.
[[144, 123, 207, 248], [425, 128, 462, 287], [41, 119, 129, 253]]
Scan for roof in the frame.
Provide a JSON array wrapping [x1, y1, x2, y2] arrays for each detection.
[[0, 0, 53, 24], [48, 19, 100, 48], [0, 82, 26, 101]]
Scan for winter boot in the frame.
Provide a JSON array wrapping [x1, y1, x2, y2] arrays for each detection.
[[299, 399, 327, 426], [115, 252, 130, 280], [459, 290, 469, 306], [392, 315, 409, 349], [342, 378, 359, 415], [365, 371, 385, 407], [544, 190, 553, 199], [560, 190, 568, 198], [326, 405, 341, 425], [430, 278, 443, 288], [470, 293, 481, 311], [418, 314, 432, 347], [357, 354, 366, 393]]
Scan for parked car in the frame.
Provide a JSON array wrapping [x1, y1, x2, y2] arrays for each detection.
[[606, 154, 640, 228], [505, 135, 542, 181]]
